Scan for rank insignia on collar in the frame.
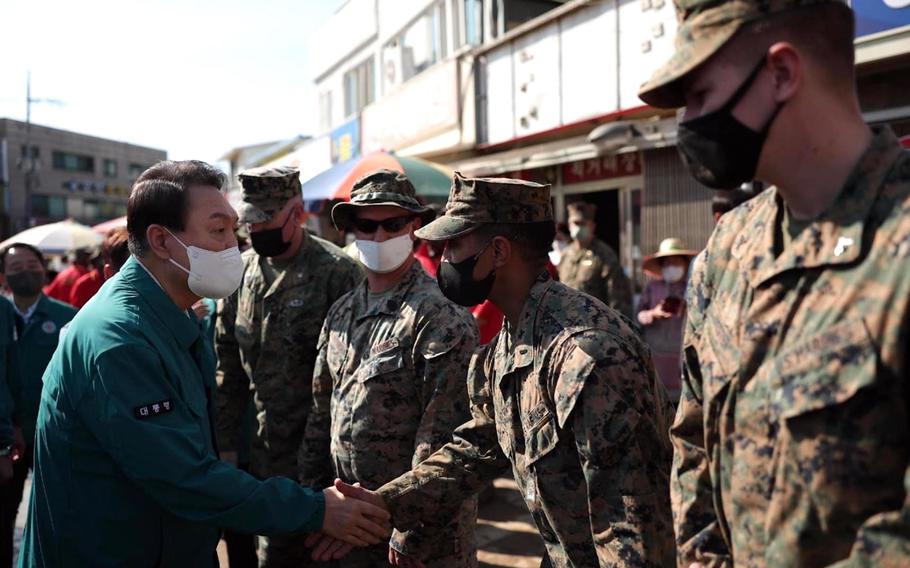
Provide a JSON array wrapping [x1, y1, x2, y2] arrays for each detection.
[[134, 399, 174, 419]]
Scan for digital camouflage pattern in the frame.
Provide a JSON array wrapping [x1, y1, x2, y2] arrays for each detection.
[[638, 0, 844, 108], [378, 274, 675, 567], [215, 232, 362, 567], [415, 172, 552, 241], [331, 168, 435, 230], [300, 260, 479, 567], [237, 165, 301, 224], [674, 128, 910, 567], [558, 238, 635, 320]]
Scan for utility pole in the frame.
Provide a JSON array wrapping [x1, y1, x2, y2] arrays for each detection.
[[17, 71, 64, 230]]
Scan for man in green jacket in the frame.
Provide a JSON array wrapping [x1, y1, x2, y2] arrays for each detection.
[[0, 242, 75, 568], [18, 160, 389, 568]]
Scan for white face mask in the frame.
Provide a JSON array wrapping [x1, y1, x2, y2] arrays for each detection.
[[356, 233, 413, 274], [166, 229, 244, 299], [662, 265, 686, 283]]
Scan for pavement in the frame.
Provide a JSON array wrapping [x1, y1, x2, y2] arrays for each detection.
[[18, 475, 545, 567]]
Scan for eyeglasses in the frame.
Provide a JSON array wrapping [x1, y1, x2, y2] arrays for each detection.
[[350, 215, 415, 234]]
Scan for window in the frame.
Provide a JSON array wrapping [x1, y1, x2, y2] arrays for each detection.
[[343, 57, 375, 117], [457, 0, 484, 49], [20, 145, 39, 160], [52, 151, 94, 173], [319, 91, 333, 132], [128, 163, 147, 180], [103, 159, 118, 177], [31, 195, 67, 218], [383, 1, 447, 89]]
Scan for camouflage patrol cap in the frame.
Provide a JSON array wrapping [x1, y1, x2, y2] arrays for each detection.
[[414, 172, 552, 242], [237, 165, 301, 224], [638, 0, 846, 108], [332, 169, 434, 230], [567, 202, 597, 221]]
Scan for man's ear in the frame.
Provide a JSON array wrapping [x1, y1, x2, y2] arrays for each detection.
[[409, 218, 423, 241], [767, 42, 801, 103], [491, 235, 513, 269], [146, 225, 172, 261]]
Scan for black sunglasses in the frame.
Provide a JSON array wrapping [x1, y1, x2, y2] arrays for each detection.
[[351, 215, 415, 234]]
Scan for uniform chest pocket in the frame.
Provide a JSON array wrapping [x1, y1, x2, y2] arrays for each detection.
[[524, 401, 560, 465], [357, 341, 406, 383], [770, 319, 878, 421], [764, 319, 907, 536]]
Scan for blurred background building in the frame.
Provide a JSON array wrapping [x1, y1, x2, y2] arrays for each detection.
[[0, 118, 165, 238]]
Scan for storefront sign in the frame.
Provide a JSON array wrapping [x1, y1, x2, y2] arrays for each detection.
[[852, 0, 910, 37], [561, 152, 642, 185], [331, 118, 360, 164]]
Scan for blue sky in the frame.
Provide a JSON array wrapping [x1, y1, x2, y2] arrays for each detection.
[[0, 0, 344, 162]]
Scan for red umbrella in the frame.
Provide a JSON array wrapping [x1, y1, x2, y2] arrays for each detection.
[[301, 151, 453, 203]]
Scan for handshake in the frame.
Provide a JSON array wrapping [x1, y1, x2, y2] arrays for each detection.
[[308, 479, 426, 567]]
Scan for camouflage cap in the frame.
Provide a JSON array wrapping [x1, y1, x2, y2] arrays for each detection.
[[332, 169, 435, 230], [237, 165, 301, 224], [638, 0, 845, 108], [414, 172, 552, 242], [567, 202, 597, 221]]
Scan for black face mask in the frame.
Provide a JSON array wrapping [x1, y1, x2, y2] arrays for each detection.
[[437, 242, 496, 307], [7, 271, 45, 297], [677, 58, 783, 190], [250, 210, 294, 257]]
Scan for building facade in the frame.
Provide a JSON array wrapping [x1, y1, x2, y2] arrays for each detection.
[[308, 0, 910, 291], [0, 118, 166, 238]]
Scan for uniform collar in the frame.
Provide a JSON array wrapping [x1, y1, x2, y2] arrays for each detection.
[[12, 295, 42, 322], [353, 259, 423, 322], [734, 127, 903, 287], [495, 272, 553, 376], [121, 256, 200, 349], [257, 230, 313, 299]]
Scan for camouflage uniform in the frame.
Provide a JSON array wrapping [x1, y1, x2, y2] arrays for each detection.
[[216, 166, 363, 567], [639, 1, 910, 567], [300, 170, 479, 567], [558, 203, 634, 319], [378, 174, 675, 567]]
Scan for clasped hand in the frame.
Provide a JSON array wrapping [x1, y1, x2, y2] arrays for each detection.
[[305, 479, 391, 561]]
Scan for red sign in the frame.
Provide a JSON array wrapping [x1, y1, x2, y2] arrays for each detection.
[[900, 135, 910, 149], [562, 152, 642, 185]]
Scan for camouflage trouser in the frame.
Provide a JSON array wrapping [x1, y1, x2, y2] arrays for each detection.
[[338, 541, 478, 567], [256, 534, 320, 568]]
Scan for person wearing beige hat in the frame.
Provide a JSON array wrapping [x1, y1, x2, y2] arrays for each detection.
[[637, 238, 698, 401], [640, 0, 910, 566]]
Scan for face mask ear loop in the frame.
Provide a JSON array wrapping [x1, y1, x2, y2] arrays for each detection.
[[163, 228, 191, 274], [711, 56, 769, 117]]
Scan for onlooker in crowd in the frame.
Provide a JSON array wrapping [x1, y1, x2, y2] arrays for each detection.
[[321, 173, 675, 567], [69, 227, 131, 308], [636, 238, 698, 402], [43, 247, 92, 305], [301, 170, 479, 567], [19, 160, 389, 567], [0, 292, 17, 492], [215, 165, 363, 567], [0, 243, 76, 567], [558, 202, 634, 319], [639, 0, 910, 565], [548, 221, 571, 266]]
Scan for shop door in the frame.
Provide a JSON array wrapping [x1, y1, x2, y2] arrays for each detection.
[[565, 190, 620, 254]]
